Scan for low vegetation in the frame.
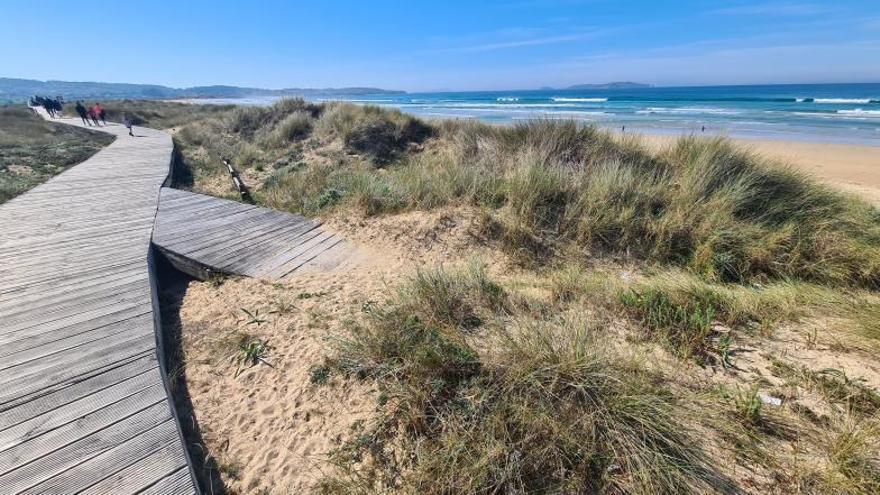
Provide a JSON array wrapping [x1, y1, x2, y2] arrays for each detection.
[[115, 98, 880, 493], [0, 105, 114, 203], [320, 264, 736, 494], [321, 263, 880, 493], [165, 98, 880, 290]]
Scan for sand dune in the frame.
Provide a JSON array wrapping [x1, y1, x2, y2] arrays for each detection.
[[642, 135, 880, 205]]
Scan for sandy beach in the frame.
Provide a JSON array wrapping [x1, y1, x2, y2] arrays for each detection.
[[642, 134, 880, 204]]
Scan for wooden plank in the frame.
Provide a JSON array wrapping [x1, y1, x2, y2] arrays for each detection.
[[152, 188, 354, 283], [0, 385, 166, 475], [0, 312, 154, 370], [0, 334, 155, 402], [138, 466, 196, 495], [78, 429, 188, 494], [0, 401, 171, 493], [21, 420, 181, 494], [0, 368, 158, 452], [0, 354, 158, 429]]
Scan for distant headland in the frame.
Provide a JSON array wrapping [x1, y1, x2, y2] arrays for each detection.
[[0, 77, 405, 103]]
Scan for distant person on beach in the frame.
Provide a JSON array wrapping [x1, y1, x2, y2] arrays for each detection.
[[75, 101, 90, 125], [701, 125, 706, 133], [123, 114, 134, 136], [621, 125, 626, 133]]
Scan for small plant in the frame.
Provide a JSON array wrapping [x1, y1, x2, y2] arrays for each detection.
[[732, 385, 764, 426], [297, 291, 328, 300], [217, 459, 244, 481], [716, 333, 734, 369], [240, 308, 271, 326], [206, 273, 227, 288], [316, 188, 342, 209], [619, 287, 717, 359], [272, 297, 297, 314], [309, 364, 331, 385], [232, 333, 272, 377]]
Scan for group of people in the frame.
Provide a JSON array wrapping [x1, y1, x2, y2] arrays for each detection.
[[30, 94, 136, 137], [74, 101, 107, 127], [30, 96, 63, 118]]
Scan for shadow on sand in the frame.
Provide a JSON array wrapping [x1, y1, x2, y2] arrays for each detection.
[[154, 253, 229, 495]]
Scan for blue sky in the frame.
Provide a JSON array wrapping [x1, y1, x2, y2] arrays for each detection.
[[2, 0, 879, 91]]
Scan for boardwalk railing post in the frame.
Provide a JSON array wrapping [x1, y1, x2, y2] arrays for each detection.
[[221, 157, 254, 204]]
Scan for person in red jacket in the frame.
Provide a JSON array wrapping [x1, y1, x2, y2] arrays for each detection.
[[93, 103, 106, 125]]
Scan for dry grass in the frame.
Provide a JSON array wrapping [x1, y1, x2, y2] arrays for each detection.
[[323, 263, 738, 494]]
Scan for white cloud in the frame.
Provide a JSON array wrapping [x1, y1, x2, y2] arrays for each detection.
[[709, 2, 834, 16]]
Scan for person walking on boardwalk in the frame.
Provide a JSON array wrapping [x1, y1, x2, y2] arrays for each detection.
[[92, 103, 105, 125], [42, 97, 55, 118], [96, 103, 106, 125], [123, 114, 134, 136], [75, 101, 90, 125], [88, 104, 100, 126]]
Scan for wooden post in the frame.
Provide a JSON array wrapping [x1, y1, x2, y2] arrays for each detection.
[[221, 157, 254, 204]]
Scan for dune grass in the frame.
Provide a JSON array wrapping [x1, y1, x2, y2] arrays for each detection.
[[0, 105, 114, 203], [172, 100, 880, 290], [322, 264, 736, 494], [149, 98, 880, 491]]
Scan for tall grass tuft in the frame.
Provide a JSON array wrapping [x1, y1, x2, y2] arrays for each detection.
[[325, 265, 736, 494]]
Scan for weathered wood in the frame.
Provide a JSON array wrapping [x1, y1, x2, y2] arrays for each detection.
[[0, 110, 197, 493], [153, 188, 354, 280]]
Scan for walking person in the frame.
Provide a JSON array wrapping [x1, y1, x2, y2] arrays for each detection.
[[42, 98, 55, 118], [89, 104, 101, 126], [75, 101, 90, 125], [122, 114, 134, 136], [95, 103, 106, 125]]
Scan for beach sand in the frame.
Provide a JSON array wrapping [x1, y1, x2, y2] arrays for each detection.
[[641, 135, 880, 205]]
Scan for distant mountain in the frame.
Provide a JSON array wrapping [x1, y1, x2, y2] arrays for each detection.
[[564, 82, 651, 90], [0, 77, 405, 103]]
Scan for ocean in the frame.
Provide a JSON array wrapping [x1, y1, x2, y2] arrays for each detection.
[[192, 83, 880, 146]]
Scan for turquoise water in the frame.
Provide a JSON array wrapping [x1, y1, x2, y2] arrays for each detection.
[[196, 83, 880, 146]]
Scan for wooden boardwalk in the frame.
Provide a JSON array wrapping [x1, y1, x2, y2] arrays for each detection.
[[153, 188, 353, 280], [0, 110, 197, 493]]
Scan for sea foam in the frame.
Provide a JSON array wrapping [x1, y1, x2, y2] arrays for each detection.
[[814, 98, 873, 104], [837, 109, 880, 117], [551, 97, 607, 102]]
